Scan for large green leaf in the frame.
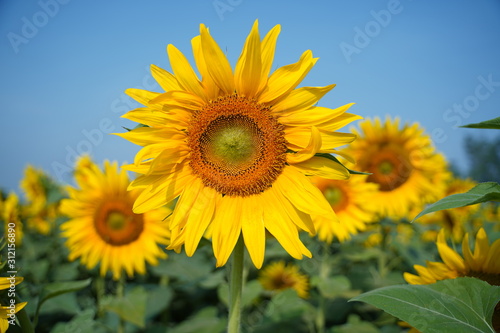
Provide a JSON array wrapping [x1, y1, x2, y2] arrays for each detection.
[[168, 307, 226, 333], [101, 286, 148, 328], [413, 182, 500, 222], [34, 278, 91, 326], [350, 277, 500, 333], [461, 116, 500, 129]]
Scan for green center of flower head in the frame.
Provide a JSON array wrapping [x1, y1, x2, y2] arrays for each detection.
[[210, 121, 257, 167], [379, 160, 394, 175], [202, 115, 260, 169], [324, 187, 343, 206], [106, 211, 128, 230]]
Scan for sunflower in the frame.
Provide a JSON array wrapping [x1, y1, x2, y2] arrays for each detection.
[[116, 20, 361, 268], [310, 173, 379, 243], [417, 177, 478, 242], [1, 193, 23, 246], [404, 228, 500, 330], [0, 277, 27, 333], [346, 117, 449, 219], [20, 165, 47, 213], [19, 165, 60, 235], [258, 261, 309, 298], [59, 157, 171, 280]]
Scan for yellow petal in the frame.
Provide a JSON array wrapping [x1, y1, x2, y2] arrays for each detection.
[[403, 271, 426, 285], [259, 50, 317, 104], [200, 24, 235, 95], [211, 196, 243, 267], [261, 189, 308, 259], [191, 35, 220, 100], [279, 104, 355, 124], [114, 127, 184, 147], [126, 88, 161, 106], [482, 237, 500, 274], [272, 183, 315, 234], [241, 195, 265, 268], [316, 112, 363, 132], [258, 24, 281, 93], [276, 167, 333, 217], [184, 186, 217, 256], [473, 228, 490, 268], [291, 156, 350, 180], [287, 126, 322, 163], [272, 85, 336, 114], [235, 20, 262, 97], [121, 107, 188, 129], [436, 229, 466, 273], [150, 64, 182, 92], [149, 90, 204, 110], [285, 127, 356, 151], [167, 44, 207, 101], [133, 167, 193, 213]]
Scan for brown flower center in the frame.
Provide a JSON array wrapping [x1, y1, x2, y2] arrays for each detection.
[[317, 181, 349, 212], [188, 94, 287, 197], [94, 199, 144, 246], [365, 143, 412, 191]]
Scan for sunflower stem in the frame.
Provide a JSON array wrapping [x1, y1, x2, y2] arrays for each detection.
[[228, 236, 245, 333], [315, 243, 330, 333], [117, 275, 126, 333]]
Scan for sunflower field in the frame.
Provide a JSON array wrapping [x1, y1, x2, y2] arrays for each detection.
[[1, 19, 500, 333]]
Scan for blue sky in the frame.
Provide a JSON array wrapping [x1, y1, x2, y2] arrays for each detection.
[[1, 0, 499, 194]]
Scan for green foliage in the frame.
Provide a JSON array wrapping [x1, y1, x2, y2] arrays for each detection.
[[461, 116, 500, 129], [100, 286, 148, 328], [351, 277, 500, 333], [33, 278, 92, 326], [413, 182, 500, 221]]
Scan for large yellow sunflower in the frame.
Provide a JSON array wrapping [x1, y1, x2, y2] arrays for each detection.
[[404, 228, 500, 330], [258, 260, 309, 298], [59, 157, 171, 280], [346, 117, 449, 219], [310, 173, 379, 243], [117, 21, 361, 268]]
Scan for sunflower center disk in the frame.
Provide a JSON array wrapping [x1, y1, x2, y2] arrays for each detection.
[[94, 201, 144, 246], [324, 186, 348, 211], [204, 117, 260, 170], [366, 147, 412, 191], [188, 95, 287, 197]]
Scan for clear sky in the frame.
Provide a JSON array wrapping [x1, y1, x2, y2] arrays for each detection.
[[1, 0, 499, 194]]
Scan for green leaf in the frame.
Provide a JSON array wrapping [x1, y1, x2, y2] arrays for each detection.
[[350, 277, 500, 333], [413, 182, 500, 221], [167, 307, 226, 333], [51, 309, 98, 333], [34, 278, 91, 327], [461, 116, 500, 129], [312, 276, 351, 299], [330, 314, 379, 333], [217, 280, 263, 309], [145, 286, 173, 319], [101, 286, 148, 328]]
